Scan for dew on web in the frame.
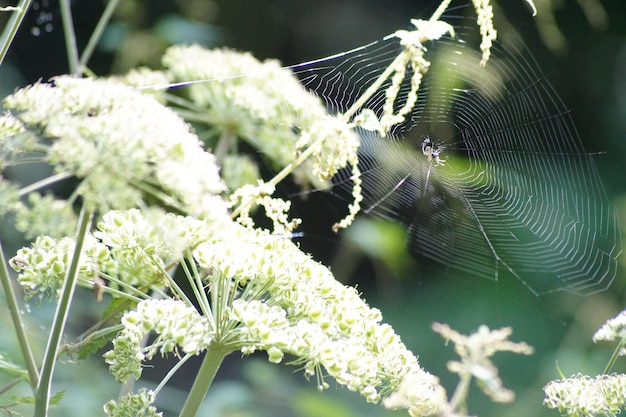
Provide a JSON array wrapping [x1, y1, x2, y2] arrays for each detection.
[[286, 15, 622, 296], [29, 0, 55, 37]]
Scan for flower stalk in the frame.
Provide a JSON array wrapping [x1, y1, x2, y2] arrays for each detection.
[[0, 239, 39, 389], [0, 0, 33, 66], [34, 206, 93, 417], [178, 346, 230, 417]]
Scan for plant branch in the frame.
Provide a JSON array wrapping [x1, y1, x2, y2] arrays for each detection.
[[0, 240, 39, 389], [154, 353, 193, 396], [34, 205, 93, 417], [603, 336, 626, 374], [58, 0, 80, 75], [18, 171, 74, 196], [178, 346, 229, 417], [78, 0, 121, 70], [448, 370, 471, 414], [0, 0, 33, 67]]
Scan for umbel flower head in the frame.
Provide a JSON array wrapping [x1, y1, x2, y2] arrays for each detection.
[[543, 373, 626, 417], [593, 308, 626, 349], [104, 388, 162, 417], [11, 204, 446, 415], [162, 45, 342, 188], [1, 76, 229, 231], [75, 207, 448, 415]]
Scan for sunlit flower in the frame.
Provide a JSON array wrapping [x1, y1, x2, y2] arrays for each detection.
[[86, 207, 447, 413], [471, 0, 497, 66], [194, 228, 446, 412], [104, 299, 212, 382], [162, 46, 327, 178], [9, 234, 113, 300], [543, 373, 626, 417], [593, 309, 626, 350], [2, 76, 228, 220]]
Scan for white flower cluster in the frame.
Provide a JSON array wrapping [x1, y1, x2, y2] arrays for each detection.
[[593, 309, 626, 348], [8, 209, 225, 298], [543, 373, 626, 417], [2, 76, 228, 220], [14, 192, 78, 239], [162, 46, 327, 174], [471, 0, 497, 66], [103, 388, 162, 417], [195, 233, 446, 413], [9, 234, 113, 300], [104, 299, 212, 382], [94, 208, 218, 274], [432, 323, 533, 403], [296, 114, 361, 181], [74, 206, 447, 414]]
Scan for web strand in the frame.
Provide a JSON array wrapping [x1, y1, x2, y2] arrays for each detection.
[[292, 17, 621, 295]]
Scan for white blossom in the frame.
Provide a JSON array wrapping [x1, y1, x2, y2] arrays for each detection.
[[593, 309, 626, 347], [544, 373, 626, 417], [104, 299, 212, 382]]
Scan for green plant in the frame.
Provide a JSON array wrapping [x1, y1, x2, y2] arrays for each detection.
[[1, 1, 619, 417]]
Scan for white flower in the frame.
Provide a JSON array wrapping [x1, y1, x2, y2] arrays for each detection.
[[104, 299, 212, 382], [593, 309, 626, 347], [9, 234, 113, 300], [544, 373, 626, 417], [3, 76, 228, 219], [162, 46, 328, 178], [104, 388, 162, 417]]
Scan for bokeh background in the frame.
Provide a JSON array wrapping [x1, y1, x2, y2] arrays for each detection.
[[2, 0, 626, 416]]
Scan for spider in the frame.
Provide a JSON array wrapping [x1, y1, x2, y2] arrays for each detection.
[[421, 136, 446, 165]]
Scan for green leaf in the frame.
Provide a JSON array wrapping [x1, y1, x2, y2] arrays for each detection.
[[0, 352, 29, 381], [49, 390, 65, 407], [14, 390, 65, 407], [75, 326, 120, 361]]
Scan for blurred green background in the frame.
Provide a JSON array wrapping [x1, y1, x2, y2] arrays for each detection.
[[2, 0, 626, 416]]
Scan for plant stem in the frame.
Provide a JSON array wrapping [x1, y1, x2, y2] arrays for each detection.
[[79, 0, 121, 70], [34, 206, 93, 417], [178, 346, 229, 417], [18, 171, 73, 196], [58, 0, 80, 75], [0, 240, 39, 389], [448, 370, 471, 414], [214, 129, 235, 166], [0, 0, 33, 67], [603, 336, 626, 374], [154, 354, 193, 396]]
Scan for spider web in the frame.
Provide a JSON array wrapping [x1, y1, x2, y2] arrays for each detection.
[[290, 15, 622, 296]]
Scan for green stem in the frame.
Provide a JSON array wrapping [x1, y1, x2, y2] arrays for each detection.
[[78, 0, 121, 70], [178, 346, 229, 417], [214, 129, 235, 166], [34, 206, 93, 417], [154, 353, 193, 396], [18, 171, 73, 196], [448, 370, 471, 414], [603, 336, 626, 374], [58, 0, 80, 75], [0, 240, 39, 389], [0, 0, 33, 67]]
